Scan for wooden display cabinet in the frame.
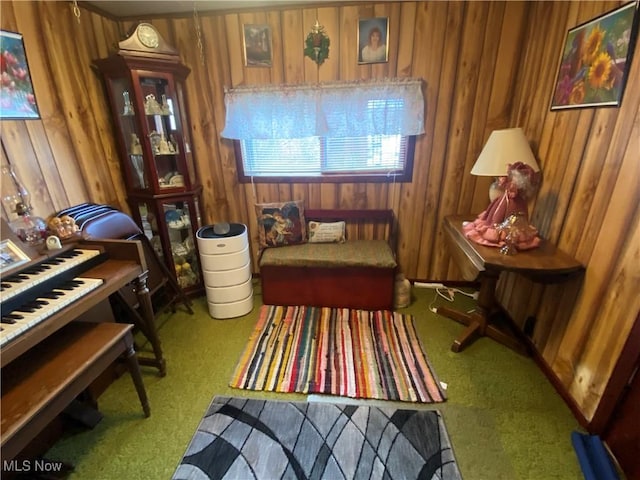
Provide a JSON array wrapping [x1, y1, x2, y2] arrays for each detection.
[[94, 23, 203, 293]]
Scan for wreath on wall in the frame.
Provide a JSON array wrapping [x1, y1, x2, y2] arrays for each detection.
[[304, 21, 330, 65]]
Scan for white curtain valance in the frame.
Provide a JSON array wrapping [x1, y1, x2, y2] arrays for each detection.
[[221, 78, 425, 139]]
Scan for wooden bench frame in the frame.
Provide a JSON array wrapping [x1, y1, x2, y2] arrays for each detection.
[[259, 209, 397, 310]]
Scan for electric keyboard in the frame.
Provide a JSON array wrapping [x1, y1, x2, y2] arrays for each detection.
[[0, 222, 166, 371], [0, 248, 102, 302], [0, 277, 104, 347], [0, 221, 114, 365]]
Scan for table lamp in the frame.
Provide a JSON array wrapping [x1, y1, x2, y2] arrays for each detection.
[[471, 127, 539, 201]]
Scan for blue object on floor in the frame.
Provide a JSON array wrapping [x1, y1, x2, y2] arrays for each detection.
[[571, 432, 620, 480]]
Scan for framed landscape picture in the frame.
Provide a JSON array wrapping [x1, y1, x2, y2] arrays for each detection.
[[242, 24, 272, 67], [0, 30, 40, 119], [551, 1, 639, 110]]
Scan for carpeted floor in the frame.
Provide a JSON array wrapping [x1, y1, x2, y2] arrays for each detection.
[[173, 396, 461, 480], [43, 281, 585, 479], [230, 305, 445, 402]]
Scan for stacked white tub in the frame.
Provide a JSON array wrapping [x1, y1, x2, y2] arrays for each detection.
[[196, 223, 253, 319]]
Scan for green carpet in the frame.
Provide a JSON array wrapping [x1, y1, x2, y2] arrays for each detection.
[[45, 282, 584, 479]]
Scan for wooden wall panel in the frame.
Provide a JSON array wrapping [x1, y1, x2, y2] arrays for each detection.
[[1, 0, 638, 425]]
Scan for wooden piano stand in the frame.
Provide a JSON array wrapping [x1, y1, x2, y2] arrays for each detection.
[[438, 215, 584, 354], [1, 322, 150, 463]]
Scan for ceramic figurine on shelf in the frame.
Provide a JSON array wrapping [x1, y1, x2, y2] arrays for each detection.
[[175, 260, 196, 288], [148, 131, 161, 154], [169, 174, 184, 187], [122, 91, 134, 115], [169, 134, 179, 154], [130, 133, 143, 155], [144, 94, 162, 115], [158, 134, 172, 154], [161, 94, 171, 115]]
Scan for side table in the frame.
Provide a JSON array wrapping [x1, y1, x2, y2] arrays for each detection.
[[438, 215, 584, 354]]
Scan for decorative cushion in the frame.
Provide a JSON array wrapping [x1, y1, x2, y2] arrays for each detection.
[[255, 200, 307, 247], [308, 221, 346, 243], [259, 240, 397, 268]]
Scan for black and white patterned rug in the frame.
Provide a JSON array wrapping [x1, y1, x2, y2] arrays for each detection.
[[172, 396, 462, 480]]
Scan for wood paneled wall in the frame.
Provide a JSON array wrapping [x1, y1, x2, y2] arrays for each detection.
[[1, 1, 638, 424]]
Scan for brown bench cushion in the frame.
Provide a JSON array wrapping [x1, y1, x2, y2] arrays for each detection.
[[259, 239, 396, 269]]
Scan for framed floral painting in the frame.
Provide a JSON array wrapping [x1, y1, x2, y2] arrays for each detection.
[[551, 1, 639, 110], [0, 30, 40, 119]]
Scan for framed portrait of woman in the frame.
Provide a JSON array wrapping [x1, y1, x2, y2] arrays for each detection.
[[358, 17, 389, 64]]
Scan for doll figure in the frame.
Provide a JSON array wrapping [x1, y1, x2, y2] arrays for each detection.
[[463, 162, 541, 251], [59, 215, 80, 238]]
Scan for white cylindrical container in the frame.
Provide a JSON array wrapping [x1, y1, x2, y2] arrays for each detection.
[[196, 223, 253, 319], [205, 277, 253, 303], [200, 244, 250, 272], [202, 261, 251, 288], [207, 295, 254, 320]]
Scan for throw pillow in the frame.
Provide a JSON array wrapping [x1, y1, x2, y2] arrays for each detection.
[[255, 200, 307, 247], [307, 220, 346, 243]]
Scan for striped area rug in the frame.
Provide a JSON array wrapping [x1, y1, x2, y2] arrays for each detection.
[[230, 305, 445, 403]]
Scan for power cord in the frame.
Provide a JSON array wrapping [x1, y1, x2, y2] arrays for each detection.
[[428, 287, 479, 314]]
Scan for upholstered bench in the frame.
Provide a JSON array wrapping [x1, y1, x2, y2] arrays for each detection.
[[259, 209, 397, 310]]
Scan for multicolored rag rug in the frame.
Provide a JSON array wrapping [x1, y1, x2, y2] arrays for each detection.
[[230, 305, 446, 403]]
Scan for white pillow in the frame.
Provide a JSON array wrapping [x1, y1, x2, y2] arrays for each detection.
[[307, 221, 346, 243]]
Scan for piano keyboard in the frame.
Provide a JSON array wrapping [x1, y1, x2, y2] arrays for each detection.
[[0, 249, 102, 303], [0, 277, 104, 348]]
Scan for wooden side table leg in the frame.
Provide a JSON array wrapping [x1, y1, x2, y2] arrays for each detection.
[[485, 325, 530, 355], [452, 320, 482, 352], [123, 333, 151, 418], [436, 306, 473, 326]]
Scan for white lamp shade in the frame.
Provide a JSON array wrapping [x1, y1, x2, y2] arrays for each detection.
[[471, 128, 539, 177]]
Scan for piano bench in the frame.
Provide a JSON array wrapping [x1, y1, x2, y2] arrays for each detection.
[[0, 322, 150, 462]]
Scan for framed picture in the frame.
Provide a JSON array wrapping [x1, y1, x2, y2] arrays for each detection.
[[243, 24, 272, 67], [0, 30, 40, 119], [358, 17, 389, 64], [0, 239, 31, 274], [551, 1, 639, 110]]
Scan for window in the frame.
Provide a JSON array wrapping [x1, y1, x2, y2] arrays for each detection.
[[223, 79, 424, 182], [237, 134, 415, 182]]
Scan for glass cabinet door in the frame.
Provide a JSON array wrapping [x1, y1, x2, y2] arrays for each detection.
[[135, 73, 189, 193], [108, 78, 148, 190], [134, 198, 201, 290]]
